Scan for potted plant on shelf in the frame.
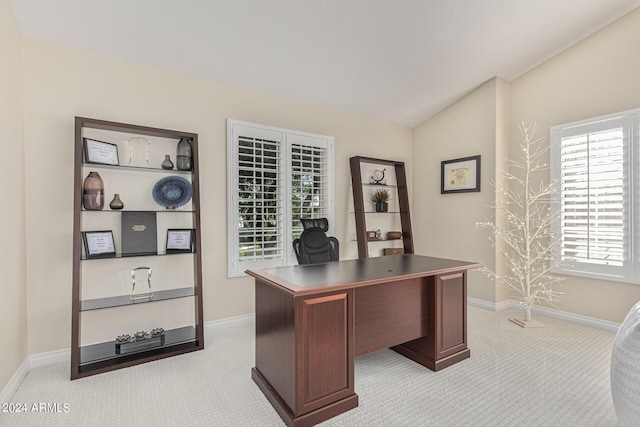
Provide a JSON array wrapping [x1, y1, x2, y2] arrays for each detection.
[[370, 188, 390, 212]]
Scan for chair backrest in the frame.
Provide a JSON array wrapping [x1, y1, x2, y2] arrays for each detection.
[[300, 218, 329, 232], [293, 218, 339, 265]]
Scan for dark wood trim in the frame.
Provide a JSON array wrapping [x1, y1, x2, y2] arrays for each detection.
[[71, 118, 84, 379], [349, 157, 369, 258], [74, 116, 197, 140], [252, 368, 358, 427], [71, 116, 204, 379], [250, 256, 478, 424], [349, 156, 413, 259], [391, 271, 470, 371]]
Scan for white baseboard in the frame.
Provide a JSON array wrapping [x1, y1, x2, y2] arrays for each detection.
[[0, 315, 255, 404], [468, 297, 620, 333], [468, 297, 511, 312], [0, 358, 29, 404], [204, 313, 254, 333], [529, 304, 620, 333], [29, 348, 70, 369], [0, 305, 617, 403]]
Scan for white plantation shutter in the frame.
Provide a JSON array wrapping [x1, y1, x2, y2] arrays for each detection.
[[288, 135, 332, 242], [552, 112, 638, 282], [228, 121, 334, 277], [236, 135, 284, 261]]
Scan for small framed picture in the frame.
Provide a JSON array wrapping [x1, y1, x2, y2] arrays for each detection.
[[441, 155, 481, 194], [166, 229, 194, 253], [366, 230, 379, 241], [83, 138, 120, 165], [82, 231, 116, 259]]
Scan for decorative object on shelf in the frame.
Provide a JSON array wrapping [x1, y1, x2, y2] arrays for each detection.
[[166, 229, 194, 253], [350, 156, 414, 260], [115, 327, 165, 354], [73, 117, 204, 380], [130, 266, 153, 301], [83, 138, 119, 165], [161, 154, 174, 170], [121, 212, 158, 256], [369, 168, 386, 185], [387, 231, 402, 240], [127, 136, 151, 167], [441, 155, 481, 194], [109, 193, 124, 210], [81, 230, 116, 259], [366, 230, 379, 241], [375, 229, 382, 239], [383, 248, 404, 255], [82, 171, 105, 210], [176, 137, 193, 171], [152, 176, 193, 209], [370, 188, 390, 212]]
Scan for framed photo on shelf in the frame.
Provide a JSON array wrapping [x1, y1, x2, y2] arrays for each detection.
[[441, 155, 481, 194], [166, 229, 194, 253], [81, 231, 116, 259], [83, 138, 119, 165]]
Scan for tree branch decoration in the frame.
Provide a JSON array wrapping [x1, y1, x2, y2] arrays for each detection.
[[476, 120, 564, 326]]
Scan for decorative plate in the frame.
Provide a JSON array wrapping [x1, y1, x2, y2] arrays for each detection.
[[152, 176, 192, 209]]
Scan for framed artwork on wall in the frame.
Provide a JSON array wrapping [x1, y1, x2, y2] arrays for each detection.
[[441, 155, 481, 194]]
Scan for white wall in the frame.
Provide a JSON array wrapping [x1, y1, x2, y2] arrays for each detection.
[[0, 0, 27, 392], [21, 39, 412, 354]]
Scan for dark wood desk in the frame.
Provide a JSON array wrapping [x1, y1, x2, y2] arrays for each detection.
[[246, 254, 481, 427]]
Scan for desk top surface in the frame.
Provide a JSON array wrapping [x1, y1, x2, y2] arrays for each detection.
[[246, 254, 481, 295]]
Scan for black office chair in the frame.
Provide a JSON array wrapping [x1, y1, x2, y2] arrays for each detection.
[[293, 218, 339, 265]]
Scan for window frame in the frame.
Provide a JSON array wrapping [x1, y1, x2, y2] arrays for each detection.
[[550, 108, 640, 284], [226, 119, 334, 277]]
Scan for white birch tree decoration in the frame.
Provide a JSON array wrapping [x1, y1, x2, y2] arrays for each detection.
[[477, 120, 564, 327]]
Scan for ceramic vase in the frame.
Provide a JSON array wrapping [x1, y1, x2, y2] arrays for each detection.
[[109, 193, 124, 210], [83, 171, 104, 210], [375, 202, 388, 212], [161, 154, 174, 170], [176, 137, 193, 171]]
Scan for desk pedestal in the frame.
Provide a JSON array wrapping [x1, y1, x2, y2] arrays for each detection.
[[252, 269, 469, 426]]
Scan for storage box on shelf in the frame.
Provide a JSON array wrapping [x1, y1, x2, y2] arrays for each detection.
[[71, 117, 204, 379]]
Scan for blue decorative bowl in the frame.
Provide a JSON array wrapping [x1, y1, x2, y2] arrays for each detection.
[[152, 176, 192, 209]]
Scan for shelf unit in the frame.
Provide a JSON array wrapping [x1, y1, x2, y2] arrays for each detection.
[[71, 117, 204, 379], [349, 156, 414, 259]]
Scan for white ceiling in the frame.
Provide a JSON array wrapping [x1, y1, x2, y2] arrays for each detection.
[[11, 0, 640, 127]]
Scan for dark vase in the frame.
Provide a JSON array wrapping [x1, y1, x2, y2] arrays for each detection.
[[375, 202, 388, 213], [83, 172, 104, 210], [161, 154, 174, 170], [109, 193, 124, 210], [176, 137, 192, 171]]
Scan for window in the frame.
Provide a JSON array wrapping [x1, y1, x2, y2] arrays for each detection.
[[227, 120, 334, 277], [550, 109, 639, 283]]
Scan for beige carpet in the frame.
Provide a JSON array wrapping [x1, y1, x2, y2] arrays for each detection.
[[0, 306, 617, 426]]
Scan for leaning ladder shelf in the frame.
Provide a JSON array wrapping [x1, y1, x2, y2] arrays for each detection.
[[71, 117, 204, 379], [349, 156, 414, 259]]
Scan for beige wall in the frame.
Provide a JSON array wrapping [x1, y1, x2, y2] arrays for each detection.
[[6, 1, 640, 393], [414, 8, 640, 322], [412, 78, 504, 302], [0, 0, 27, 391], [509, 8, 640, 322], [21, 39, 412, 354]]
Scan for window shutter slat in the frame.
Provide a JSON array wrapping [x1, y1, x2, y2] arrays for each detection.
[[558, 123, 626, 268]]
